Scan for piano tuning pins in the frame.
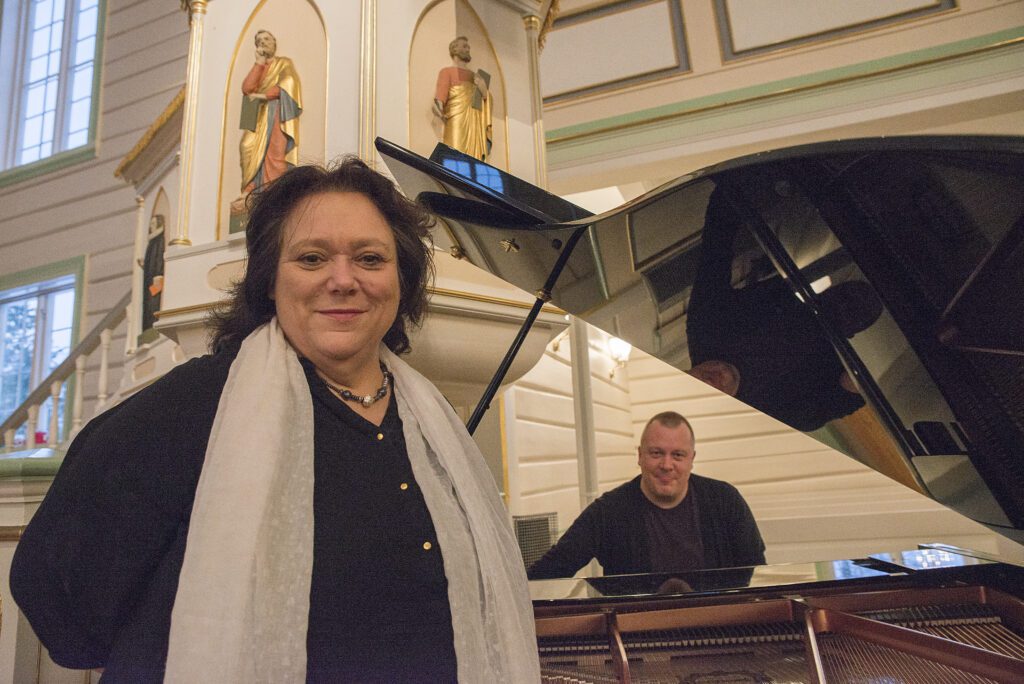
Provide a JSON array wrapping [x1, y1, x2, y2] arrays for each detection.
[[500, 238, 521, 253]]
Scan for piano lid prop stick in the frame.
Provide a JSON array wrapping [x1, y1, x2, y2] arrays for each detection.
[[466, 224, 590, 434]]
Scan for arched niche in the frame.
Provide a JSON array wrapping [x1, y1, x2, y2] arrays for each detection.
[[409, 0, 508, 168], [217, 0, 327, 237]]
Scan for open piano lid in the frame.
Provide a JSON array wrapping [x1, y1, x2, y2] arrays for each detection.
[[377, 136, 1024, 544]]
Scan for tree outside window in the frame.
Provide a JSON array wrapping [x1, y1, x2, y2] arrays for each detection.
[[0, 275, 76, 445]]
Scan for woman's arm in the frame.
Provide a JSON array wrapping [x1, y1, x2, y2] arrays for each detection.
[[9, 356, 229, 668]]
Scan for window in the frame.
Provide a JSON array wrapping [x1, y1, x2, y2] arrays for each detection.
[[0, 0, 102, 171], [0, 272, 78, 444], [440, 158, 505, 193]]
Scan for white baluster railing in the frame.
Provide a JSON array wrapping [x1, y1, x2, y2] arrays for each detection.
[[96, 328, 112, 413], [26, 406, 39, 449], [71, 356, 86, 435], [48, 381, 61, 448], [1, 291, 132, 453]]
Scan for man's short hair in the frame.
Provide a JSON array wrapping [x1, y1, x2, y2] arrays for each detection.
[[449, 36, 469, 57], [641, 411, 695, 445]]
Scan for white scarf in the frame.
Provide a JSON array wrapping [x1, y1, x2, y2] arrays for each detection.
[[165, 320, 539, 682]]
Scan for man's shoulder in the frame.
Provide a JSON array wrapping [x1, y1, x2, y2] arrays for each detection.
[[690, 473, 753, 516], [690, 472, 742, 496]]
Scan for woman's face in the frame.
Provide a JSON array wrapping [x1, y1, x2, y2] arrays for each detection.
[[273, 191, 400, 375]]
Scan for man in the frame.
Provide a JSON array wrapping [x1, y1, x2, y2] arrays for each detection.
[[433, 36, 491, 161], [527, 411, 765, 579], [238, 30, 303, 200], [685, 186, 882, 431]]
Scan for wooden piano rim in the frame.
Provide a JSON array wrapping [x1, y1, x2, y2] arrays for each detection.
[[536, 598, 800, 637], [537, 585, 1024, 683]]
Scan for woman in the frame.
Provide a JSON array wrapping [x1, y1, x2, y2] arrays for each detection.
[[10, 159, 539, 682]]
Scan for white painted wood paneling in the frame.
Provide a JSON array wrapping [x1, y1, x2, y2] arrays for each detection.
[[541, 1, 679, 98], [627, 349, 1006, 563], [724, 0, 939, 52], [508, 325, 637, 534]]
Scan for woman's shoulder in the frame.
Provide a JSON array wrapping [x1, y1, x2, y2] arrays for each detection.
[[80, 352, 236, 444], [152, 351, 235, 394], [128, 351, 232, 404]]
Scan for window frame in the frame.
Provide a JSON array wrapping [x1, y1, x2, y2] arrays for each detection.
[[0, 0, 106, 186], [0, 256, 85, 442]]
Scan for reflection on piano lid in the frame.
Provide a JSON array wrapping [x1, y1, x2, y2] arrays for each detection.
[[529, 547, 993, 606], [377, 135, 1024, 546]]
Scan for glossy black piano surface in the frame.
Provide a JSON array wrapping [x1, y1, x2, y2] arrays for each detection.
[[528, 546, 993, 605], [379, 136, 1024, 681], [378, 136, 1024, 546]]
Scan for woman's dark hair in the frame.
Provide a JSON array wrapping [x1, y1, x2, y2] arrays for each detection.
[[208, 157, 435, 355]]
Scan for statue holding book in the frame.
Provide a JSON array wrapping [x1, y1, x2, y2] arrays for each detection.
[[433, 36, 492, 161], [234, 30, 302, 217]]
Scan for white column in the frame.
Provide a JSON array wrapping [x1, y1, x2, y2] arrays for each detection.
[[358, 0, 377, 163], [522, 14, 548, 189], [570, 316, 599, 508], [172, 0, 210, 247]]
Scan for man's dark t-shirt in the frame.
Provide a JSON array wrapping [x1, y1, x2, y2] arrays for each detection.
[[643, 491, 706, 572]]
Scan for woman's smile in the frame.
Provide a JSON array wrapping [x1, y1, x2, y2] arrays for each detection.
[[318, 307, 367, 321]]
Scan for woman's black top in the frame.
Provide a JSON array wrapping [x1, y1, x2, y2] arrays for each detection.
[[303, 359, 456, 682], [9, 352, 457, 682]]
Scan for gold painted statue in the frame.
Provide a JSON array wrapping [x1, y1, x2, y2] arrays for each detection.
[[236, 30, 302, 208], [433, 36, 491, 161]]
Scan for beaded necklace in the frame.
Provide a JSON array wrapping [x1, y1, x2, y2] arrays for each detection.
[[321, 363, 392, 408]]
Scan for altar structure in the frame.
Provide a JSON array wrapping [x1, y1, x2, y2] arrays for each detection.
[[138, 0, 563, 480]]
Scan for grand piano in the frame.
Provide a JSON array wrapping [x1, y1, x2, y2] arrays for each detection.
[[377, 136, 1024, 682]]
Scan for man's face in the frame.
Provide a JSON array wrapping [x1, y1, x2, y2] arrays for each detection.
[[256, 32, 277, 58], [638, 421, 696, 508], [688, 360, 740, 396], [452, 39, 471, 63]]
